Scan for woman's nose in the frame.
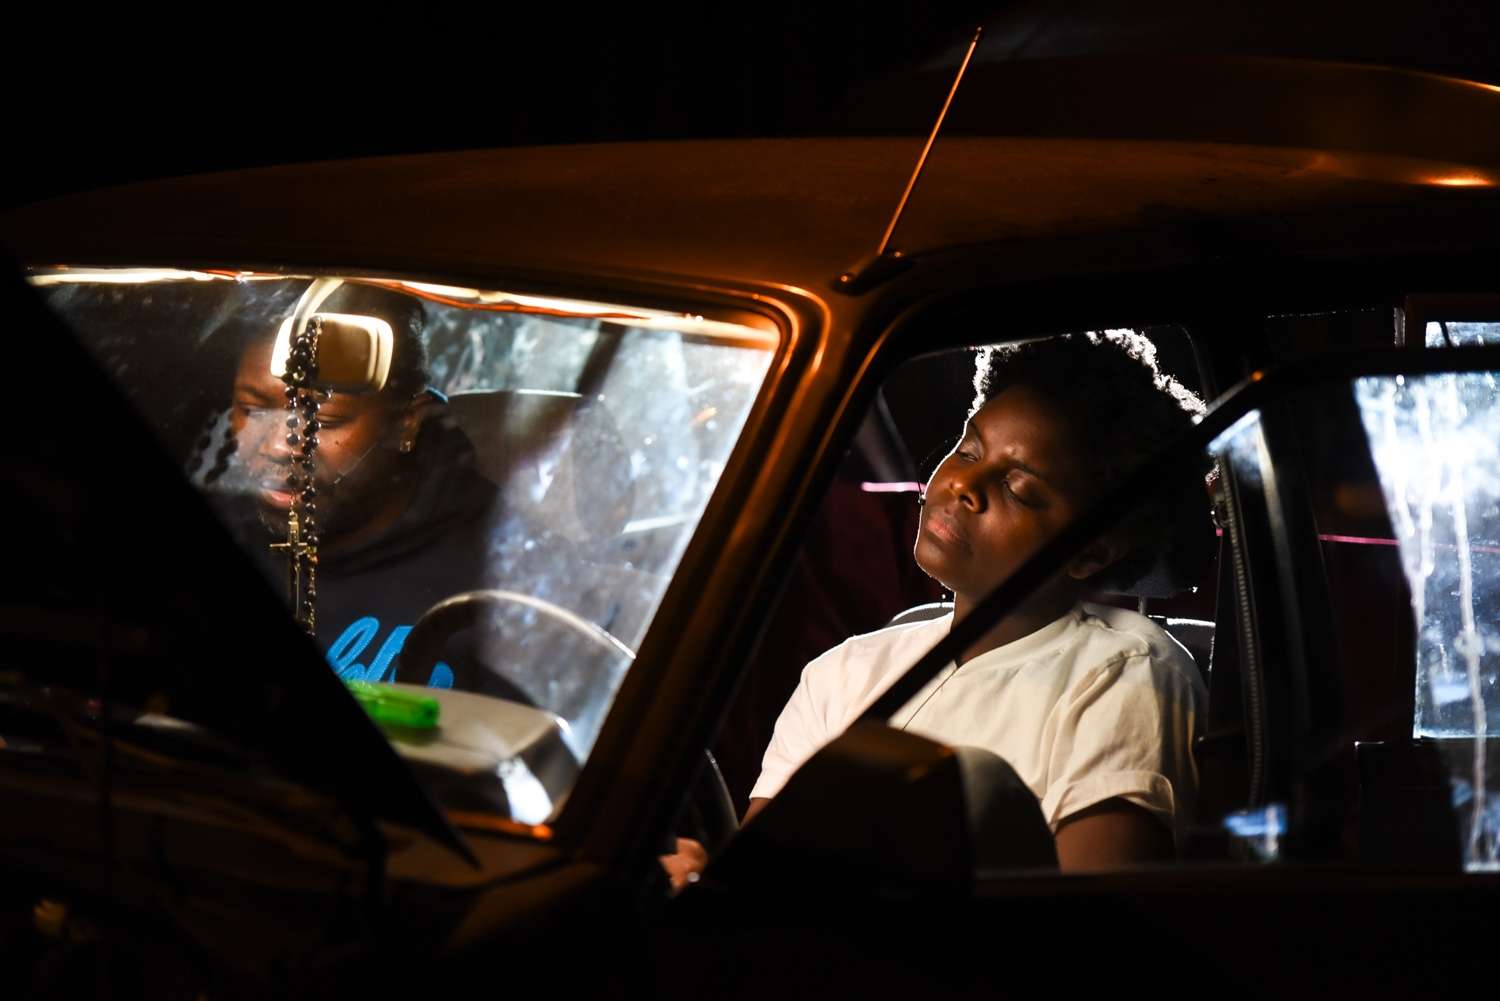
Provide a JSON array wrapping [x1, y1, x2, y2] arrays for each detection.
[[946, 466, 985, 511]]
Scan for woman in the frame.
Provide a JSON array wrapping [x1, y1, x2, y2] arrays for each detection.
[[667, 331, 1209, 885]]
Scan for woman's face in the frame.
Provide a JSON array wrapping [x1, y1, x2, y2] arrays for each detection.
[[914, 386, 1096, 606]]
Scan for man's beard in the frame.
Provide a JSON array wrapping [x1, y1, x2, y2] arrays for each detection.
[[254, 473, 351, 541], [252, 449, 401, 548]]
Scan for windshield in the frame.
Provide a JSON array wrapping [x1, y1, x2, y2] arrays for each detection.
[[32, 267, 777, 826]]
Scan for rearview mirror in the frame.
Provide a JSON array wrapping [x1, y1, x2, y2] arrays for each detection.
[[269, 312, 393, 394]]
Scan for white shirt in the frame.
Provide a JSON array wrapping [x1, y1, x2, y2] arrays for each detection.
[[750, 603, 1206, 835]]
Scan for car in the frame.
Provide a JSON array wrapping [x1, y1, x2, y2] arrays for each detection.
[[4, 54, 1500, 998]]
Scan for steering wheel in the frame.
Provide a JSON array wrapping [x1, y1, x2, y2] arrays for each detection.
[[396, 588, 740, 853], [395, 588, 635, 701]]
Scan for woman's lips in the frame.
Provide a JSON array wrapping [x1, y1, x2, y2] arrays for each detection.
[[922, 509, 971, 552]]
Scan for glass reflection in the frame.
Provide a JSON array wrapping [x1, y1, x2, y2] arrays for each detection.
[[1356, 371, 1500, 869], [34, 268, 776, 821]]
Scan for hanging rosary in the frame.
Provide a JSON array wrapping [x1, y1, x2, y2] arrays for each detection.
[[270, 316, 324, 637]]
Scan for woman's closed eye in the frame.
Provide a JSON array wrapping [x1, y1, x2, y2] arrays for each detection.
[[1002, 473, 1046, 508]]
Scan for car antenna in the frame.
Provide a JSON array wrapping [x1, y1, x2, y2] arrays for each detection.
[[834, 25, 984, 295]]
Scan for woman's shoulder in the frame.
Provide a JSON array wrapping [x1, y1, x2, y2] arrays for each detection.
[[1074, 602, 1204, 694], [808, 612, 953, 674], [790, 613, 954, 718]]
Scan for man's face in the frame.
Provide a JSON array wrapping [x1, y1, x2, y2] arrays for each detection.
[[914, 386, 1097, 605], [229, 335, 404, 539]]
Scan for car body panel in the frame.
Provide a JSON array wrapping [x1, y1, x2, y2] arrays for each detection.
[[10, 136, 1500, 293]]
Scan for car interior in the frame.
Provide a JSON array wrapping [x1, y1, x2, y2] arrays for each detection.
[[710, 327, 1222, 863], [710, 308, 1495, 877], [25, 267, 1496, 882]]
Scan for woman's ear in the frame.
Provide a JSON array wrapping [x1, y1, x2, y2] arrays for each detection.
[[1064, 535, 1127, 582]]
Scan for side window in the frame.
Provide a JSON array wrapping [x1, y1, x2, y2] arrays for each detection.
[[1359, 370, 1500, 746], [1211, 304, 1500, 872], [716, 311, 1498, 880], [1402, 296, 1500, 350], [714, 327, 1218, 874]]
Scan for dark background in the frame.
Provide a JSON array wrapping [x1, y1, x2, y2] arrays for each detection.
[[11, 0, 1500, 211]]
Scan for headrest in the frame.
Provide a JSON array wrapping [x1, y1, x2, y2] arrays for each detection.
[[444, 389, 634, 542], [1107, 497, 1217, 600], [315, 283, 425, 341]]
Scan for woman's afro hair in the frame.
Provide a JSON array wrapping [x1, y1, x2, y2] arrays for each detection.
[[971, 330, 1209, 592]]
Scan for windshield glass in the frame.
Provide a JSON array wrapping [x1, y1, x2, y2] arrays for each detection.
[[32, 267, 777, 826]]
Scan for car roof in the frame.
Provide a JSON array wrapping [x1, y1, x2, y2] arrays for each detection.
[[7, 58, 1500, 295]]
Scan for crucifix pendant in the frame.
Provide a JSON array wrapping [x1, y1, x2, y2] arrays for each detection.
[[272, 314, 324, 641], [270, 508, 317, 637]]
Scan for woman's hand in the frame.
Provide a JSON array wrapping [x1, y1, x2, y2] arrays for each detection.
[[658, 837, 709, 892], [657, 799, 765, 892]]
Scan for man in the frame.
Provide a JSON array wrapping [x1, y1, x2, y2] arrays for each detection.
[[212, 282, 497, 684]]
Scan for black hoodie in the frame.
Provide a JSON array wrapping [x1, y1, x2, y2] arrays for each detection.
[[221, 418, 500, 685]]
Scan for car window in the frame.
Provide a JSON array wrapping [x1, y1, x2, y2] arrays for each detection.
[[1357, 370, 1500, 745], [716, 328, 1223, 873], [1209, 325, 1500, 872], [716, 317, 1500, 882], [31, 267, 777, 828], [1417, 320, 1500, 349]]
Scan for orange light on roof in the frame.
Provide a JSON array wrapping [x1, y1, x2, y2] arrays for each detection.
[[1427, 174, 1495, 187]]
